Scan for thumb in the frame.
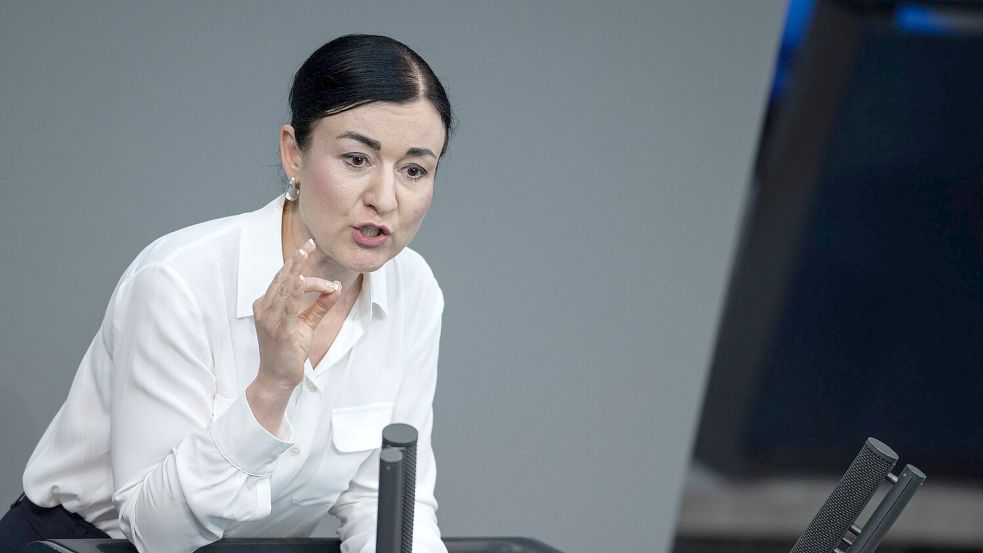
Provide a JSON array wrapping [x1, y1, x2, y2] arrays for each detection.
[[298, 281, 341, 329]]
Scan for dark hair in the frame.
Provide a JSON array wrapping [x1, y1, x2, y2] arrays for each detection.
[[289, 34, 453, 156]]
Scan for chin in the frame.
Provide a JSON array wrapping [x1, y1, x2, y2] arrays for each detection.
[[350, 262, 386, 274], [346, 251, 393, 273]]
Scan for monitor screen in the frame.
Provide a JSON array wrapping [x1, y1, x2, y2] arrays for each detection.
[[694, 0, 983, 480]]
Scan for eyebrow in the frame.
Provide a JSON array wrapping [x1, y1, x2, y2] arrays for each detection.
[[406, 146, 437, 159], [337, 131, 436, 159]]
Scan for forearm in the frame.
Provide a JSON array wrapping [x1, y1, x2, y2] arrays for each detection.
[[114, 393, 292, 553], [117, 428, 230, 553]]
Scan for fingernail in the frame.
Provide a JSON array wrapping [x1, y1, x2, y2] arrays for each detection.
[[299, 274, 305, 283], [298, 248, 306, 256], [306, 238, 315, 247], [333, 280, 342, 291]]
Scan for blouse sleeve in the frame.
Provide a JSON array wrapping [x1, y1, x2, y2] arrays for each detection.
[[329, 282, 448, 553], [108, 262, 294, 553]]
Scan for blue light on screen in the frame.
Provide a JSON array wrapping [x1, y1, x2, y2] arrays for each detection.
[[771, 0, 816, 99], [895, 4, 955, 36]]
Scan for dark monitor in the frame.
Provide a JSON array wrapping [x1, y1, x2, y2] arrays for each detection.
[[694, 0, 983, 480]]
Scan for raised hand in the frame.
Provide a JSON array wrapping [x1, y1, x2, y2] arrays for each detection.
[[247, 238, 341, 433]]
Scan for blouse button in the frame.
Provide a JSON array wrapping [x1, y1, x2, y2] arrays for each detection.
[[291, 446, 301, 455], [307, 382, 317, 393]]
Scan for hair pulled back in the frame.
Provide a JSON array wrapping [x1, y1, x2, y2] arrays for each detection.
[[289, 34, 453, 156]]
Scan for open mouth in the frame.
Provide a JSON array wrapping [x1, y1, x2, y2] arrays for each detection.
[[356, 224, 390, 238]]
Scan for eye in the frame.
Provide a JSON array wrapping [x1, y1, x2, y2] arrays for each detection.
[[402, 164, 428, 181], [343, 153, 369, 168]]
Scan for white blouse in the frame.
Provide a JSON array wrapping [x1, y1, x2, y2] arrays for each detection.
[[22, 195, 446, 553]]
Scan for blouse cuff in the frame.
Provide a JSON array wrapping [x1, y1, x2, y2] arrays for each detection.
[[210, 392, 294, 476]]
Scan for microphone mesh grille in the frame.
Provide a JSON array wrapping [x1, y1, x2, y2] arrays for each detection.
[[400, 442, 416, 553], [789, 439, 896, 553]]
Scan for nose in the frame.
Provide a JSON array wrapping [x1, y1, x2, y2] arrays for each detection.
[[363, 165, 398, 214]]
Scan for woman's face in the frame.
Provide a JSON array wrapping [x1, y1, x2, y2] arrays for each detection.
[[282, 99, 446, 274]]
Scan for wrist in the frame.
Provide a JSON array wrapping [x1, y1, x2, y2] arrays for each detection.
[[246, 374, 297, 435], [253, 369, 302, 395]]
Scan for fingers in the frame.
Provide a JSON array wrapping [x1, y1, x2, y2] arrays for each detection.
[[298, 278, 342, 330], [252, 237, 341, 335], [262, 239, 315, 306], [301, 276, 341, 296]]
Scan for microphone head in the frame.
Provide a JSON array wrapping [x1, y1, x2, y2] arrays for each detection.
[[904, 464, 926, 480], [382, 423, 418, 448], [380, 447, 404, 464], [865, 437, 899, 463]]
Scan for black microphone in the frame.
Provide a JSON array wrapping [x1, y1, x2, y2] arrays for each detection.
[[376, 447, 405, 553], [846, 464, 926, 553], [789, 437, 898, 553], [381, 423, 418, 553]]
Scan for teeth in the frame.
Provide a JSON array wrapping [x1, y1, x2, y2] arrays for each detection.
[[361, 226, 381, 237]]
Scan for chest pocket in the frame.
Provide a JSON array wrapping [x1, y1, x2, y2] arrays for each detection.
[[291, 402, 395, 507]]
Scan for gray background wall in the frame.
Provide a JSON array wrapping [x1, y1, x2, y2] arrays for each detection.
[[0, 2, 785, 553]]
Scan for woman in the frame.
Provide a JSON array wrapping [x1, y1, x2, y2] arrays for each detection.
[[0, 34, 452, 553]]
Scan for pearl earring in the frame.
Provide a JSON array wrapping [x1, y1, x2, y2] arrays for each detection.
[[286, 177, 300, 201]]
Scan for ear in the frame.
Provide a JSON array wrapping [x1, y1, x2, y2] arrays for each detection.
[[279, 124, 303, 179]]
